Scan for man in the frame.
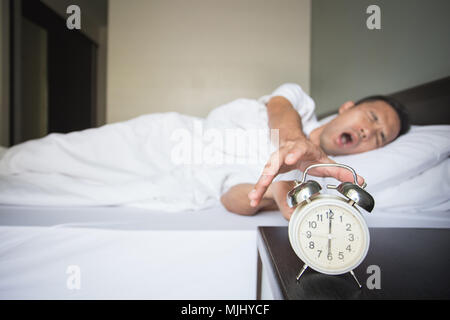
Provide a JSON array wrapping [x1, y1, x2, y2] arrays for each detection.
[[0, 83, 408, 212], [220, 83, 409, 220]]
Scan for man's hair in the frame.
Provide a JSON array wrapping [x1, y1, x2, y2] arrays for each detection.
[[354, 95, 410, 138]]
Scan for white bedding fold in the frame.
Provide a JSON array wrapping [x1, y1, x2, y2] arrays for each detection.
[[0, 100, 271, 211]]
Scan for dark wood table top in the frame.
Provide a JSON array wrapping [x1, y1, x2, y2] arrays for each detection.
[[257, 227, 450, 300]]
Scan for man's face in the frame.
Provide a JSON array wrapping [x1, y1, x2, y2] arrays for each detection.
[[317, 100, 401, 156]]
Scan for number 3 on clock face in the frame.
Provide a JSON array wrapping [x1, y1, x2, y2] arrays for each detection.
[[288, 195, 370, 276]]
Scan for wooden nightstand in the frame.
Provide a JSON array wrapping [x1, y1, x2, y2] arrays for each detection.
[[256, 227, 450, 299]]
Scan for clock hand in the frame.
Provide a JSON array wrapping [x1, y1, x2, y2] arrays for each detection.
[[329, 213, 332, 234], [328, 210, 333, 254], [305, 233, 335, 239]]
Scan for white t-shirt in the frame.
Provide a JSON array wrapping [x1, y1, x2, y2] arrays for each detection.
[[205, 83, 319, 136], [258, 83, 319, 137], [210, 83, 321, 193]]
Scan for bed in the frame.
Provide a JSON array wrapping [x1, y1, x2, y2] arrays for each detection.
[[0, 77, 449, 299]]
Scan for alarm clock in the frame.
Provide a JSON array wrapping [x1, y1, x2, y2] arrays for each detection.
[[287, 163, 374, 288]]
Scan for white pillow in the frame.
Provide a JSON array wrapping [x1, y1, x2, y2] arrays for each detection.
[[329, 125, 450, 192], [372, 158, 450, 212]]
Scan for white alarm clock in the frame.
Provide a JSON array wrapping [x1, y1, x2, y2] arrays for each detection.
[[287, 163, 375, 287]]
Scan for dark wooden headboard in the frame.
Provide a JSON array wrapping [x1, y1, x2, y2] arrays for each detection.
[[389, 77, 450, 125]]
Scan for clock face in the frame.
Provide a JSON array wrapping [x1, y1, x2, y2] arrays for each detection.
[[289, 196, 370, 275]]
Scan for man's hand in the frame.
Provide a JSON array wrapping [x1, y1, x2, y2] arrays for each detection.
[[253, 93, 364, 210], [248, 136, 364, 208], [271, 181, 296, 220]]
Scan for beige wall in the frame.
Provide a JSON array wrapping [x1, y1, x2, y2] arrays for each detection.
[[107, 0, 311, 123]]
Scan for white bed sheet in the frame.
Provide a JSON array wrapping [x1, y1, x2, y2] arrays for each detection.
[[0, 204, 448, 300], [0, 205, 287, 300]]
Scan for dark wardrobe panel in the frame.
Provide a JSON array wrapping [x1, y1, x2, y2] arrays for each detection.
[[11, 0, 97, 144]]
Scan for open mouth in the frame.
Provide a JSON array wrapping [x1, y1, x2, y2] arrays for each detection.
[[337, 132, 356, 147]]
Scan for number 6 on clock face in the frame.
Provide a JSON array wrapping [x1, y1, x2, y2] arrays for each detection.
[[289, 195, 370, 276]]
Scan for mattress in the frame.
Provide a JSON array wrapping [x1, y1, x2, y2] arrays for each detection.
[[0, 204, 448, 299]]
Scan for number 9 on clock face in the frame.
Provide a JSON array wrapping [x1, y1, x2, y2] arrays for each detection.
[[288, 195, 370, 275]]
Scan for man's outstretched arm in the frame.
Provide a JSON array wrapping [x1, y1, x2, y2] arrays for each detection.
[[249, 95, 330, 206], [221, 184, 277, 216], [221, 181, 297, 220], [249, 95, 363, 208]]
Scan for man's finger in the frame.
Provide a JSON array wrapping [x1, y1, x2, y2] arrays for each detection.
[[324, 166, 365, 185], [309, 166, 365, 186], [249, 174, 274, 207], [249, 149, 287, 206], [284, 149, 302, 165]]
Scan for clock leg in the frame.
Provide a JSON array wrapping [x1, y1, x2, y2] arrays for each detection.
[[349, 270, 362, 288], [296, 264, 308, 281]]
